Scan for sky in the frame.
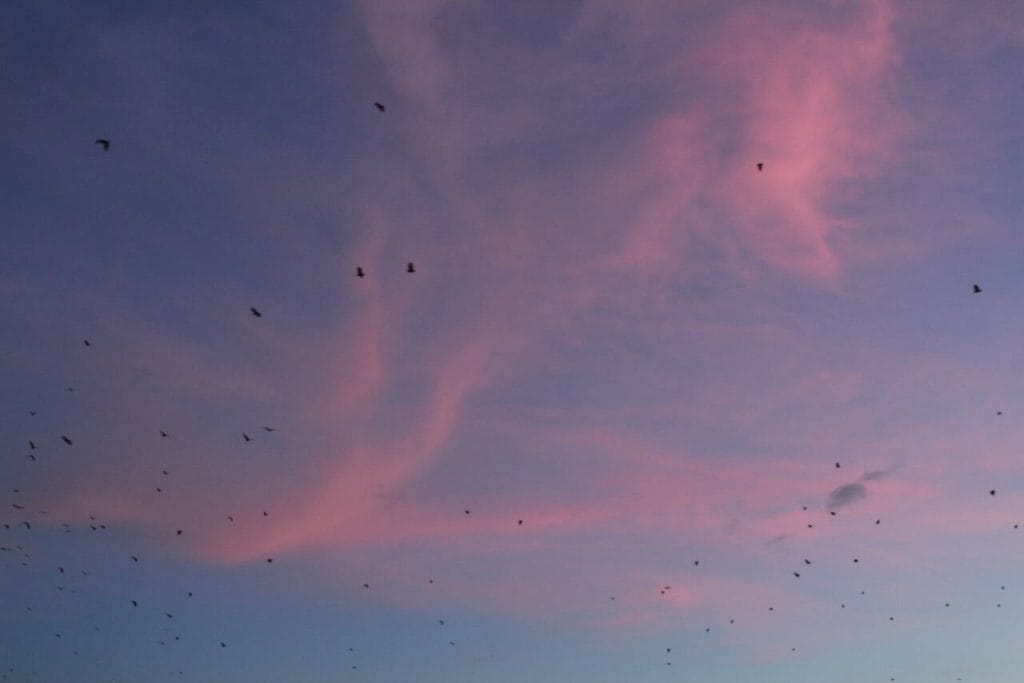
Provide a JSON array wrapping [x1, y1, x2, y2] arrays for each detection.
[[3, 1, 1024, 681]]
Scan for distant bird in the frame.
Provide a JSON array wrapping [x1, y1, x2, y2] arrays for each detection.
[[973, 284, 982, 293], [356, 267, 365, 278], [130, 556, 139, 563], [266, 558, 273, 563], [29, 441, 35, 450], [61, 436, 73, 445], [991, 489, 997, 496], [464, 509, 470, 515], [227, 516, 234, 522], [83, 339, 91, 347], [374, 102, 386, 112], [160, 431, 168, 438], [693, 560, 699, 566], [94, 139, 110, 151], [756, 162, 764, 171], [176, 529, 182, 536], [804, 559, 811, 565], [407, 262, 416, 273], [243, 433, 252, 442], [835, 462, 840, 468], [130, 600, 138, 607], [362, 583, 370, 588], [517, 519, 523, 526], [250, 307, 262, 318], [263, 426, 275, 432], [997, 411, 1003, 416], [793, 572, 801, 578]]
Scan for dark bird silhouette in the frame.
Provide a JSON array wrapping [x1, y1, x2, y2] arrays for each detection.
[[263, 426, 275, 432], [407, 262, 416, 273], [356, 267, 365, 278], [835, 462, 840, 468], [804, 559, 812, 565], [973, 284, 982, 293], [29, 441, 35, 450], [176, 529, 183, 535], [243, 433, 252, 442], [130, 556, 139, 563], [266, 558, 273, 563], [518, 519, 523, 526], [95, 139, 110, 151], [991, 489, 997, 496], [374, 102, 386, 112], [83, 339, 91, 347], [61, 436, 73, 445], [131, 600, 137, 607], [250, 307, 262, 318], [160, 431, 168, 438], [756, 162, 764, 171]]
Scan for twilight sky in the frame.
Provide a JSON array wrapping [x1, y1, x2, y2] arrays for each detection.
[[3, 1, 1024, 681]]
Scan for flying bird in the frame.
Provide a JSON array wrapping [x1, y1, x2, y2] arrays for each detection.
[[374, 102, 386, 112], [29, 441, 35, 450], [83, 339, 91, 347], [61, 436, 73, 445], [973, 284, 982, 293], [756, 162, 763, 171], [94, 139, 110, 151], [407, 262, 416, 273], [250, 307, 262, 318], [263, 426, 275, 432], [356, 266, 365, 278], [160, 431, 168, 438], [243, 433, 252, 442]]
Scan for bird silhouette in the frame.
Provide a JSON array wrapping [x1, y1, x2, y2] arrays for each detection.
[[160, 431, 168, 438], [356, 266, 365, 278], [973, 284, 982, 293], [243, 433, 252, 442], [250, 307, 262, 318], [374, 102, 386, 112], [756, 162, 763, 171], [61, 436, 72, 445], [94, 139, 110, 151], [83, 339, 91, 347], [407, 262, 416, 273]]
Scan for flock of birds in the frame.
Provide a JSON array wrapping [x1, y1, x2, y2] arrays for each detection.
[[0, 103, 1004, 683]]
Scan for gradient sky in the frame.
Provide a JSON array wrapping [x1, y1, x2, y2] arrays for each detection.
[[3, 1, 1024, 681]]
